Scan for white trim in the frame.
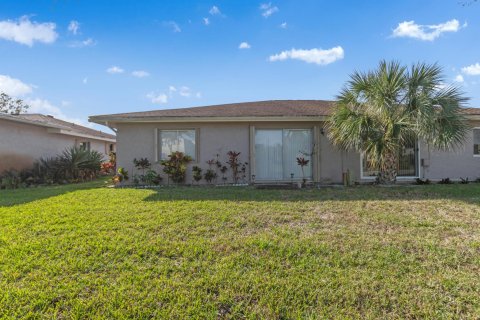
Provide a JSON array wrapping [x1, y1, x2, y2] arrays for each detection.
[[154, 128, 158, 162], [46, 128, 116, 143], [473, 127, 480, 157], [360, 142, 421, 180]]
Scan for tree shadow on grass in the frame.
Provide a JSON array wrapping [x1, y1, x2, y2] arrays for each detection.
[[0, 178, 108, 207], [142, 184, 480, 204]]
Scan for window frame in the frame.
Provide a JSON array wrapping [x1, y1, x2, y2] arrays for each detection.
[[473, 128, 480, 157], [156, 128, 198, 162], [79, 141, 91, 151], [254, 127, 314, 182], [360, 141, 421, 180]]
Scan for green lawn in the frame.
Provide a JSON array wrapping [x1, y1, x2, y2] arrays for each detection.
[[1, 181, 479, 319]]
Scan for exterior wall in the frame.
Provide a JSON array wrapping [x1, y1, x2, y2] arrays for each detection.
[[116, 121, 355, 184], [0, 119, 114, 172], [420, 120, 480, 181], [115, 119, 480, 185], [116, 122, 250, 184]]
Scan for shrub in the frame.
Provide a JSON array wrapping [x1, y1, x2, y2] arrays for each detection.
[[144, 169, 162, 185], [415, 178, 431, 185], [192, 166, 203, 184], [204, 169, 217, 184], [226, 151, 248, 184], [460, 177, 469, 184], [133, 158, 151, 174], [0, 169, 21, 189], [160, 151, 192, 184], [438, 178, 453, 184], [113, 167, 129, 185], [57, 147, 103, 181]]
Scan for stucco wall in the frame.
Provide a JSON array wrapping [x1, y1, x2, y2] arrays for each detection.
[[115, 119, 480, 185], [116, 121, 358, 184], [116, 122, 250, 184], [0, 119, 113, 172], [419, 121, 480, 181]]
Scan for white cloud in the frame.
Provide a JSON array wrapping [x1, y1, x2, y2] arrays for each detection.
[[26, 98, 91, 127], [209, 6, 221, 15], [260, 3, 279, 18], [106, 66, 124, 74], [179, 86, 191, 97], [196, 92, 202, 99], [168, 86, 177, 93], [203, 17, 210, 26], [0, 74, 33, 96], [0, 16, 58, 46], [462, 63, 480, 76], [163, 21, 181, 33], [269, 46, 344, 66], [454, 74, 465, 83], [68, 20, 79, 35], [131, 70, 150, 78], [147, 92, 168, 104], [280, 22, 287, 29], [239, 42, 251, 49], [69, 38, 96, 48], [83, 77, 88, 84], [392, 19, 463, 41]]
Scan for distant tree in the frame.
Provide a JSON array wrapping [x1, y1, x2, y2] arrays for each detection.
[[0, 92, 29, 115]]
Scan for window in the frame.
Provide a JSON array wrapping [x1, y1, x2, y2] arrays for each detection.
[[109, 144, 114, 152], [159, 129, 196, 160], [255, 129, 313, 181], [362, 140, 419, 178], [474, 129, 480, 156], [79, 141, 90, 151]]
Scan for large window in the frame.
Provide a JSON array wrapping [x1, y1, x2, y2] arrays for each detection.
[[255, 129, 313, 181], [159, 129, 196, 160], [474, 129, 480, 156], [362, 140, 419, 178]]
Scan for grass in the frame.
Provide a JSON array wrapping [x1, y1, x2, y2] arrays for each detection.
[[1, 181, 480, 319]]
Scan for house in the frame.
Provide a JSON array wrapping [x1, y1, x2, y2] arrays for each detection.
[[89, 100, 480, 184], [0, 113, 116, 172]]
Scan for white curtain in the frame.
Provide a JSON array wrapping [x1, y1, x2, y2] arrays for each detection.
[[282, 129, 312, 180], [160, 130, 196, 160], [255, 130, 283, 180], [255, 129, 313, 181]]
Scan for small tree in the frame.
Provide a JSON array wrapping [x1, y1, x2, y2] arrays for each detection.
[[296, 157, 310, 187], [0, 92, 29, 115], [133, 158, 151, 175], [328, 60, 469, 184]]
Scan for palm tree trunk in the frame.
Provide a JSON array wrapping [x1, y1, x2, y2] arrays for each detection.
[[377, 152, 397, 184]]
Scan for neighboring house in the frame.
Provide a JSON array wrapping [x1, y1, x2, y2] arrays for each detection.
[[89, 100, 480, 184], [0, 113, 116, 172]]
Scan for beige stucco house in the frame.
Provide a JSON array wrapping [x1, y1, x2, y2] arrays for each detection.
[[0, 113, 116, 172], [89, 100, 480, 184]]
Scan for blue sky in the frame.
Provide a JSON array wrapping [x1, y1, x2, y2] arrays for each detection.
[[1, 0, 480, 131]]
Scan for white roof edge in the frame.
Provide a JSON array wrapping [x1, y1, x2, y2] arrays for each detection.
[[1, 113, 115, 141]]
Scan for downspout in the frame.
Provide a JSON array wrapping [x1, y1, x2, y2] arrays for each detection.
[[105, 121, 117, 134]]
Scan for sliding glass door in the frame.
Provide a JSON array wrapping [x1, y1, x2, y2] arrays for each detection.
[[255, 129, 313, 181]]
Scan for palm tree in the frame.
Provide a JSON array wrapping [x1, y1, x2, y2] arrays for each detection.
[[327, 60, 469, 184]]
